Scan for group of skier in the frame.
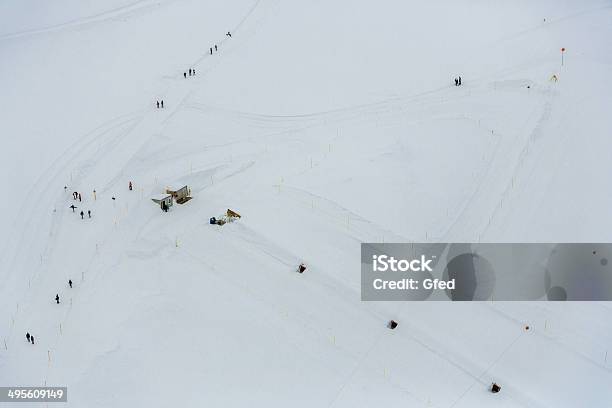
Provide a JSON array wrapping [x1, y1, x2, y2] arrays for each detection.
[[183, 68, 196, 78], [209, 30, 232, 55], [27, 28, 237, 348], [164, 30, 233, 107], [25, 280, 73, 344], [68, 190, 92, 219], [454, 76, 463, 86], [55, 280, 73, 304]]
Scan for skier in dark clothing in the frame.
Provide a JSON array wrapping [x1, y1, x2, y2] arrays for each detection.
[[210, 47, 213, 55], [78, 193, 82, 202], [73, 192, 77, 200], [458, 76, 462, 86], [214, 45, 218, 52], [189, 68, 192, 76], [193, 69, 196, 75], [184, 72, 187, 78], [129, 181, 133, 191], [161, 100, 164, 108], [454, 78, 458, 86], [156, 101, 160, 108], [70, 205, 77, 212], [26, 332, 31, 342], [30, 335, 34, 345], [80, 211, 84, 219], [226, 31, 231, 37], [69, 279, 73, 288], [55, 294, 60, 304], [88, 210, 91, 218]]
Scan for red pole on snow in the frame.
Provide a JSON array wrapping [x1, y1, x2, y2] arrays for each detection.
[[561, 48, 566, 66]]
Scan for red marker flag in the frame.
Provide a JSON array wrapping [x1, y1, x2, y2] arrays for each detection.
[[561, 48, 566, 66]]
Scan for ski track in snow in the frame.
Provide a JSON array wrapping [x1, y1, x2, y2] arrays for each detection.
[[0, 0, 176, 41]]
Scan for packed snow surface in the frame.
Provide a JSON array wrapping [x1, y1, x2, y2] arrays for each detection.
[[1, 0, 612, 406]]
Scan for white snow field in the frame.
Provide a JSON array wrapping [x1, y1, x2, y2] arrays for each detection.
[[2, 0, 612, 406]]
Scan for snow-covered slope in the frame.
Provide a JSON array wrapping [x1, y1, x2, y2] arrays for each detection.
[[2, 0, 612, 406]]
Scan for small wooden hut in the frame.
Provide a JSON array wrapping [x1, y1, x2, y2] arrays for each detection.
[[166, 186, 192, 204], [151, 194, 173, 211]]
